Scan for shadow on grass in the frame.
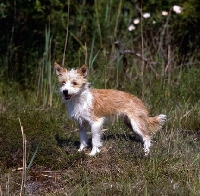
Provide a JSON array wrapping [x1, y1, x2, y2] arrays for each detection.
[[103, 133, 142, 143], [55, 132, 142, 152]]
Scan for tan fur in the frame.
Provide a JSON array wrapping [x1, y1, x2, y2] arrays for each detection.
[[90, 89, 155, 135], [148, 116, 165, 133], [54, 63, 167, 156]]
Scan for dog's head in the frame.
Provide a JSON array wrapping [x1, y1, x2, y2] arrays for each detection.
[[54, 62, 89, 101]]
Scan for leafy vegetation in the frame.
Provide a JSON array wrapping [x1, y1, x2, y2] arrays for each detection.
[[0, 0, 200, 195]]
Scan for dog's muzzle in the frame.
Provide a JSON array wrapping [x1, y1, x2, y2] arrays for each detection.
[[63, 90, 72, 100]]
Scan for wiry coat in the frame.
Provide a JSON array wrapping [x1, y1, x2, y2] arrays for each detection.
[[55, 63, 166, 156]]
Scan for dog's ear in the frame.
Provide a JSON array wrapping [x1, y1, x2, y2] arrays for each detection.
[[78, 64, 88, 78], [54, 62, 66, 76]]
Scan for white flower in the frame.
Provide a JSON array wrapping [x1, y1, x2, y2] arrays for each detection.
[[173, 5, 183, 14], [133, 18, 140, 24], [143, 12, 150, 18], [128, 24, 136, 31], [162, 11, 168, 16], [152, 20, 156, 24]]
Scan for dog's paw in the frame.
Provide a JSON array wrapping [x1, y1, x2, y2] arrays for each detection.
[[78, 144, 88, 152], [89, 146, 101, 156], [144, 150, 150, 156]]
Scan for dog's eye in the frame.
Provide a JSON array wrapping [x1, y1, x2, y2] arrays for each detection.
[[72, 81, 78, 86], [62, 81, 66, 85]]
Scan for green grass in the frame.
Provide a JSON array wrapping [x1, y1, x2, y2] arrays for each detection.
[[1, 1, 200, 195], [0, 87, 199, 195], [0, 52, 200, 195]]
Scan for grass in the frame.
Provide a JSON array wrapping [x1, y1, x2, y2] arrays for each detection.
[[0, 79, 199, 195], [0, 50, 200, 195], [0, 1, 200, 193], [0, 2, 200, 194]]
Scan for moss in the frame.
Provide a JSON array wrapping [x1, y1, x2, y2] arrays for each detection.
[[0, 104, 78, 169]]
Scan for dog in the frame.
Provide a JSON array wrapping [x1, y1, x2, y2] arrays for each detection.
[[54, 62, 166, 156]]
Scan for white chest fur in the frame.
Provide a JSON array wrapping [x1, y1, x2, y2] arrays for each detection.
[[65, 89, 93, 124]]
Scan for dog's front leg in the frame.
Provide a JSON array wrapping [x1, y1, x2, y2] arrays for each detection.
[[78, 121, 89, 152], [89, 119, 104, 156]]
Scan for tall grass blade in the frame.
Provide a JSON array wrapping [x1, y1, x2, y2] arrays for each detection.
[[19, 118, 26, 196], [27, 144, 40, 170], [88, 34, 100, 76], [114, 0, 122, 39], [62, 0, 70, 67], [89, 50, 100, 69], [116, 54, 123, 88], [0, 184, 2, 196], [88, 34, 95, 67], [94, 0, 102, 47], [36, 24, 55, 107]]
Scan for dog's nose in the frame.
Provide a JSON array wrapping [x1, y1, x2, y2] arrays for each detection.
[[63, 90, 68, 95]]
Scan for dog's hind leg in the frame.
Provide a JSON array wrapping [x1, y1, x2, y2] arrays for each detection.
[[78, 121, 89, 152], [126, 115, 151, 155]]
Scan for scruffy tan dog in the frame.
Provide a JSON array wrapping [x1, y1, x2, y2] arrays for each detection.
[[55, 63, 166, 156]]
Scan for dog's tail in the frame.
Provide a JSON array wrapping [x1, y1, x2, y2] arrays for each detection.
[[148, 114, 166, 133]]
